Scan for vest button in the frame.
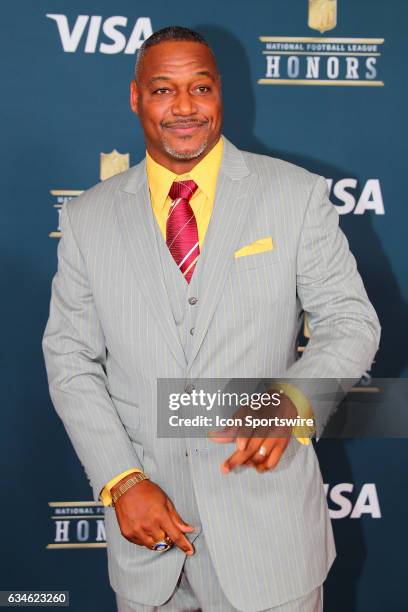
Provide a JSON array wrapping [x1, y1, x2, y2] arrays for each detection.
[[188, 297, 198, 305], [190, 327, 195, 335], [184, 383, 195, 394]]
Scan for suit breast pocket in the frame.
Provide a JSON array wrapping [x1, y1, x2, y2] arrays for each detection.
[[227, 249, 290, 312], [231, 248, 281, 273]]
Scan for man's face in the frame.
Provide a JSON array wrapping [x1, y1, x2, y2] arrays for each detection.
[[130, 40, 223, 168]]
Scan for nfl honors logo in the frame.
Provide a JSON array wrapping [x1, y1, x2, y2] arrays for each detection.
[[48, 150, 129, 238], [47, 501, 106, 549], [100, 149, 130, 181], [308, 0, 337, 33], [259, 0, 384, 87]]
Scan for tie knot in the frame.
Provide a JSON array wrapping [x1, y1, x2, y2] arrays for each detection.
[[169, 180, 198, 202]]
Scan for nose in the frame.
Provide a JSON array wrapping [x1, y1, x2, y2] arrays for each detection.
[[172, 89, 198, 116]]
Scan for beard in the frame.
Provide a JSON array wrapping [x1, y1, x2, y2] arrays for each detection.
[[162, 135, 209, 160], [160, 118, 210, 160]]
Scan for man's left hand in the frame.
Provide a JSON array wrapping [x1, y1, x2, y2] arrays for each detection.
[[208, 392, 298, 474]]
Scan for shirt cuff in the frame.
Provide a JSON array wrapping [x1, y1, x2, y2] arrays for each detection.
[[99, 468, 143, 507], [269, 382, 316, 445]]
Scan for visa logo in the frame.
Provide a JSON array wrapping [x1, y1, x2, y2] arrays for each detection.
[[324, 483, 381, 519], [327, 178, 385, 215], [46, 14, 153, 54]]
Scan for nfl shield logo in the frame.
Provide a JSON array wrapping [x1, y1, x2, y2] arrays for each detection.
[[308, 0, 337, 33], [100, 150, 130, 181]]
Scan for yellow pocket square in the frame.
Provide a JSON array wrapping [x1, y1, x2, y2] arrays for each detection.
[[234, 236, 273, 258]]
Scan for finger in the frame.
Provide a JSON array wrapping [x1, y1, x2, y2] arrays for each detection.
[[144, 527, 167, 549], [233, 436, 265, 463], [257, 443, 286, 472], [242, 440, 265, 467], [236, 436, 248, 452], [166, 500, 195, 532], [160, 513, 194, 556], [250, 438, 275, 465], [221, 450, 245, 472], [222, 435, 264, 472], [221, 448, 253, 472]]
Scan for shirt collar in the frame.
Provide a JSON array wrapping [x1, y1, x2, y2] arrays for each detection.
[[146, 136, 224, 209]]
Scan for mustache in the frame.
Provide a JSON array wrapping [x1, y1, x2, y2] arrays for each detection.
[[161, 119, 209, 128]]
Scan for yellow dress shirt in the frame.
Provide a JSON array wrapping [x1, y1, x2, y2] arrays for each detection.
[[146, 134, 224, 246], [100, 136, 314, 506]]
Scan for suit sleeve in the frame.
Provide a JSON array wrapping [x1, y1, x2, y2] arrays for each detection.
[[282, 175, 381, 439], [42, 203, 144, 502]]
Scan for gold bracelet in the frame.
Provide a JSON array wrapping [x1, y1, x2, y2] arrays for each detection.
[[111, 472, 150, 507]]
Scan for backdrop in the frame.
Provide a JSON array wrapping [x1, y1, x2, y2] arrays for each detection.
[[1, 1, 407, 610]]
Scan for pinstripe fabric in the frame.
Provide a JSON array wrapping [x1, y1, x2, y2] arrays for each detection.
[[116, 585, 323, 612], [42, 136, 381, 610], [115, 571, 200, 612], [115, 534, 323, 611]]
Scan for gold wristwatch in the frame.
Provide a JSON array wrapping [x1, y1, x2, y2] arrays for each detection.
[[111, 471, 150, 508]]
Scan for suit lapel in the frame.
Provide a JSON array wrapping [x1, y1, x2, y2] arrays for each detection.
[[186, 137, 259, 374], [115, 159, 187, 369], [114, 137, 258, 374]]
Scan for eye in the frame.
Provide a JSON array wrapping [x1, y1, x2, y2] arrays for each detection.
[[152, 87, 171, 95], [195, 85, 211, 93]]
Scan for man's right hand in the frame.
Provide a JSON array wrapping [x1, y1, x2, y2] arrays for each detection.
[[112, 477, 195, 555]]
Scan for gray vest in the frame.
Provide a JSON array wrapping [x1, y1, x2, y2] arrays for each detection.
[[152, 217, 200, 365]]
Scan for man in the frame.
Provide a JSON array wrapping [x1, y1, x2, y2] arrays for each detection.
[[43, 26, 380, 612]]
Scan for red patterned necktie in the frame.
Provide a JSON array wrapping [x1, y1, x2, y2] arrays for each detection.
[[166, 180, 199, 283]]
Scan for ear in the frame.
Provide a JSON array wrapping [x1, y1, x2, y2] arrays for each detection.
[[130, 80, 139, 115]]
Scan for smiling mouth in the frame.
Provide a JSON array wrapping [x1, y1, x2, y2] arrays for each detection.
[[162, 121, 209, 134]]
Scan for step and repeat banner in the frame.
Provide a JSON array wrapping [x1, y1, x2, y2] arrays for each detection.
[[1, 1, 407, 611]]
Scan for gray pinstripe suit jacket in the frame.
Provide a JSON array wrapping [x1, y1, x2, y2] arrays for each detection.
[[43, 136, 380, 610]]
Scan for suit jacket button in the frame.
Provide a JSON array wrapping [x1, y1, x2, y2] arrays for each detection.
[[184, 383, 195, 394], [188, 297, 198, 305]]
